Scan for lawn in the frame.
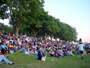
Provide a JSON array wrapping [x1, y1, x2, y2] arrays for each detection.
[[0, 52, 90, 68]]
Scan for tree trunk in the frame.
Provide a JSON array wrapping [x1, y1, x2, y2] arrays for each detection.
[[15, 25, 20, 37]]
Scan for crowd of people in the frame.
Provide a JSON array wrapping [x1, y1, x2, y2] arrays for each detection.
[[0, 32, 89, 64]]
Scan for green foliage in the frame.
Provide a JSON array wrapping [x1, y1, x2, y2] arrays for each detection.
[[58, 23, 77, 41], [0, 23, 12, 32], [0, 0, 77, 41]]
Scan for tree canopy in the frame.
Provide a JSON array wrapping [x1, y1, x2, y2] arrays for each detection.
[[0, 0, 77, 41]]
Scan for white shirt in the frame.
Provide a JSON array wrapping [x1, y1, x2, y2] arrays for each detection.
[[78, 43, 85, 51]]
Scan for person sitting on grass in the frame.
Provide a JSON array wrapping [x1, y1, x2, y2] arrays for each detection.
[[40, 46, 46, 61], [0, 40, 14, 64], [37, 46, 42, 61]]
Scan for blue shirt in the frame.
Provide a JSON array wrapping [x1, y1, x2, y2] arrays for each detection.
[[0, 44, 8, 50]]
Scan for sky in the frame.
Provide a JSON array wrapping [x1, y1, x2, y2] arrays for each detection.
[[44, 0, 90, 42]]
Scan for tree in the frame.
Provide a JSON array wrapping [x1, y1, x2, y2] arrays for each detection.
[[58, 22, 77, 41], [0, 0, 77, 41], [0, 0, 44, 37], [0, 23, 12, 32]]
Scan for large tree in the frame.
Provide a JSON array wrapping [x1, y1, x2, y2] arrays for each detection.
[[0, 0, 44, 36], [0, 0, 77, 41]]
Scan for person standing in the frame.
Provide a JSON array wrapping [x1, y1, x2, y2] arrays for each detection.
[[77, 38, 85, 59]]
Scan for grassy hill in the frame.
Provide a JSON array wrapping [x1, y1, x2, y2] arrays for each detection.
[[0, 52, 90, 68]]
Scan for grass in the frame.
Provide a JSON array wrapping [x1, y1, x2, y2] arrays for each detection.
[[0, 52, 90, 68]]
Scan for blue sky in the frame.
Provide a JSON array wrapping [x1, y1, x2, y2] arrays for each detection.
[[44, 0, 90, 42]]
